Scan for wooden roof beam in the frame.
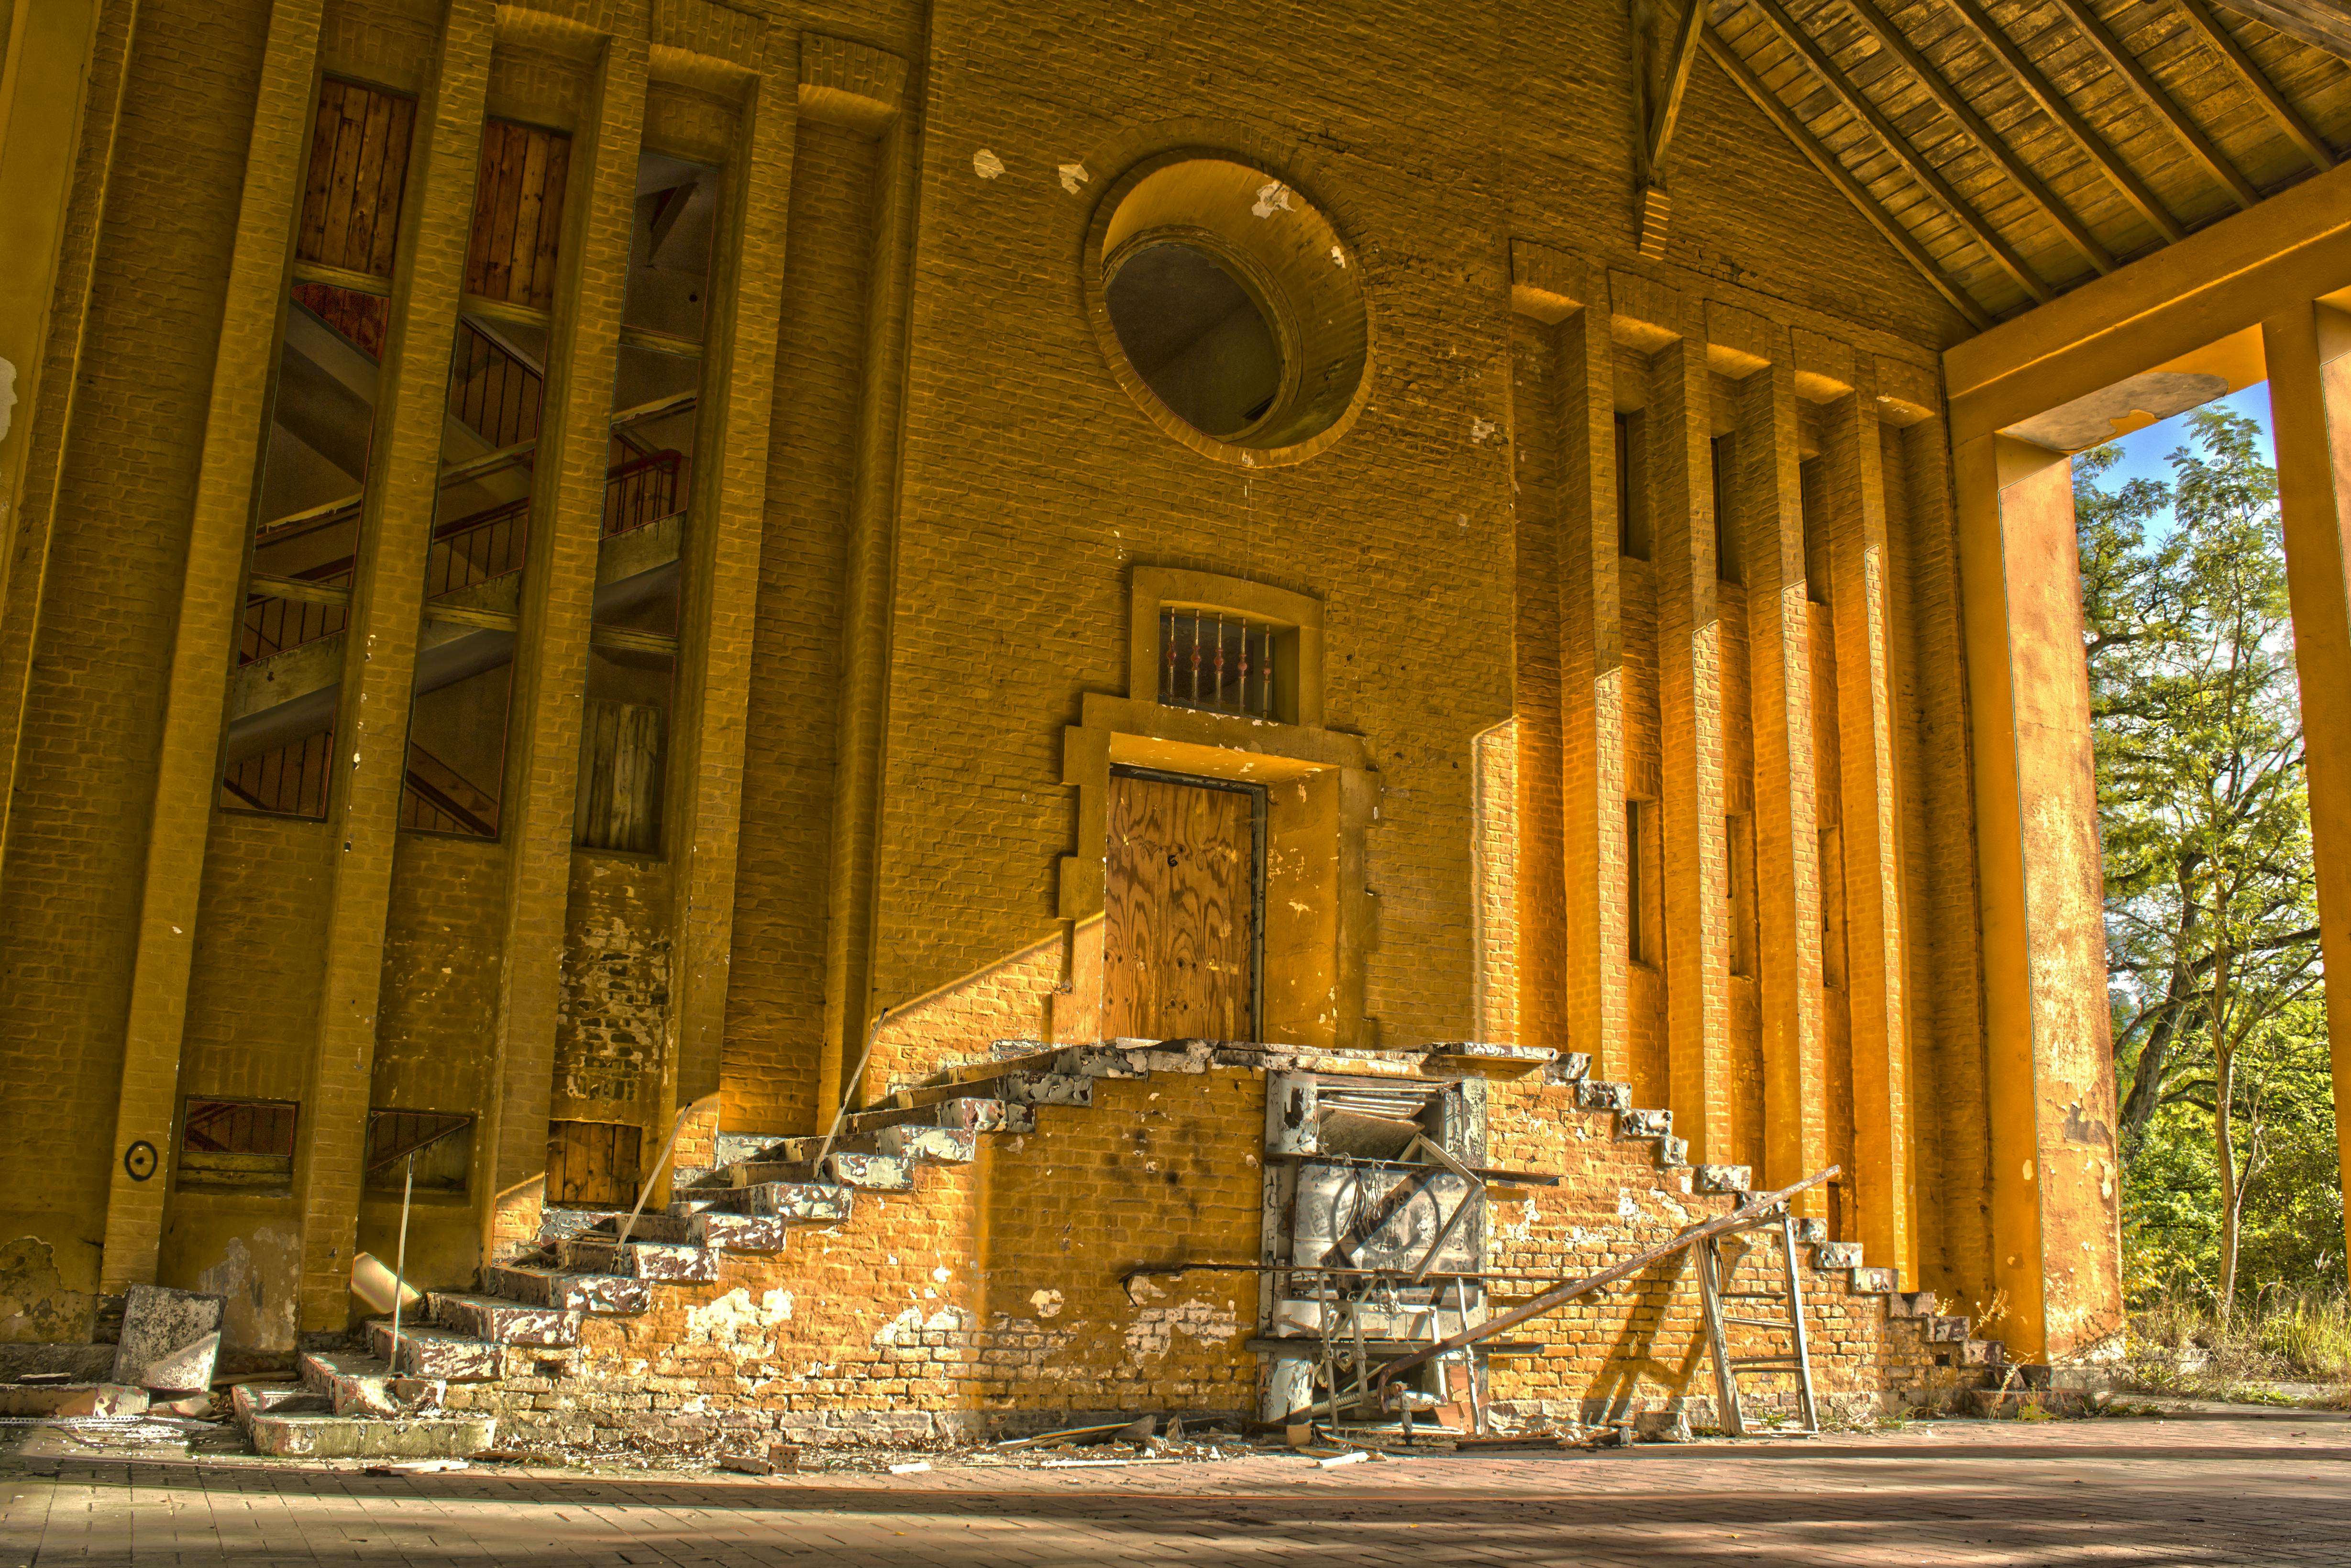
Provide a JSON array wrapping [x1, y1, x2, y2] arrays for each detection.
[[1648, 0, 1712, 172], [2213, 0, 2351, 60], [1938, 0, 2186, 241], [1840, 0, 2117, 272], [2175, 0, 2337, 172], [1743, 0, 2054, 301], [2045, 0, 2262, 208], [1704, 30, 1997, 328]]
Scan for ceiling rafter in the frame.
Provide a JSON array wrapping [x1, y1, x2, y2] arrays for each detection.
[[1703, 30, 1998, 327], [2214, 0, 2351, 59], [1743, 0, 2056, 301], [2044, 0, 2263, 207], [1634, 0, 1712, 257], [1935, 0, 2188, 241], [1838, 0, 2117, 272], [2173, 0, 2338, 171]]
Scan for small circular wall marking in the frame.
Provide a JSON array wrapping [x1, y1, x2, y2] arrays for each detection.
[[123, 1140, 157, 1182]]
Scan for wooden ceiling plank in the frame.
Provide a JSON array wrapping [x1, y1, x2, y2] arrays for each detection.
[[1939, 0, 2191, 235], [1842, 0, 2120, 267], [2044, 0, 2265, 202], [1703, 30, 2000, 325], [2173, 0, 2339, 167], [2211, 0, 2351, 59], [1744, 0, 2057, 298]]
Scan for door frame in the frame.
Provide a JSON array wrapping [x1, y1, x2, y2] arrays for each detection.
[[1108, 762, 1268, 1041]]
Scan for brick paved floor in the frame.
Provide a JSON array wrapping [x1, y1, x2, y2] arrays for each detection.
[[5, 1415, 2349, 1565]]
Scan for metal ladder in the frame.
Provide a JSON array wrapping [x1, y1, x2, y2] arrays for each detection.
[[1697, 1207, 1820, 1436]]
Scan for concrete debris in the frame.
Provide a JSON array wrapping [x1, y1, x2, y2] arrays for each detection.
[[887, 1460, 931, 1475], [364, 1458, 469, 1475], [1317, 1450, 1371, 1468], [111, 1284, 225, 1395]]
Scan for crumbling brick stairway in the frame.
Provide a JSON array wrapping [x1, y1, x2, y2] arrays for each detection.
[[231, 1043, 2005, 1458]]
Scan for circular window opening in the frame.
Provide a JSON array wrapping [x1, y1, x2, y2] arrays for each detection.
[[1085, 155, 1371, 466], [1104, 242, 1282, 439]]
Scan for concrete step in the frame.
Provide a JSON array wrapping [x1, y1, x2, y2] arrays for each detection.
[[364, 1321, 502, 1381], [298, 1350, 447, 1416], [728, 1153, 916, 1192], [1657, 1136, 1690, 1169], [1816, 1242, 1865, 1270], [487, 1263, 651, 1315], [874, 1125, 980, 1163], [1963, 1337, 2008, 1367], [885, 1071, 1096, 1111], [1694, 1164, 1751, 1194], [1544, 1051, 1594, 1084], [706, 1181, 853, 1224], [558, 1237, 718, 1282], [247, 1410, 496, 1460], [229, 1380, 328, 1429], [1926, 1314, 1971, 1343], [1618, 1108, 1673, 1139], [1888, 1291, 1942, 1318], [1850, 1266, 1900, 1294], [430, 1292, 583, 1347], [1576, 1081, 1633, 1113], [922, 1045, 1146, 1089], [840, 1096, 1030, 1137]]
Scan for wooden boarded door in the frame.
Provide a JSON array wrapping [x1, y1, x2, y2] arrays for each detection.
[[1103, 768, 1262, 1040]]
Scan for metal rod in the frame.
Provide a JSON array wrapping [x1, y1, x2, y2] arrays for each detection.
[[390, 1152, 414, 1373]]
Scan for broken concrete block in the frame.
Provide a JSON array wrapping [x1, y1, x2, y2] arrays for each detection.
[[0, 1382, 150, 1418], [110, 1283, 225, 1394]]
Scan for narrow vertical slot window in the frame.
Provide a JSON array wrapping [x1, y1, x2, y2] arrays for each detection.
[[1712, 432, 1740, 584], [1819, 824, 1846, 988], [576, 149, 717, 852], [1615, 413, 1648, 560], [1626, 798, 1649, 966], [222, 79, 416, 819], [1727, 813, 1757, 977], [1799, 455, 1830, 604], [403, 118, 572, 838]]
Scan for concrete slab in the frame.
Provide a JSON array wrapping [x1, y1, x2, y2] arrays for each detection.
[[0, 1383, 150, 1418], [110, 1283, 225, 1394]]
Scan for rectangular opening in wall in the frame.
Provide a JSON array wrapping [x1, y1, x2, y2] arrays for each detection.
[[179, 1097, 298, 1192], [1158, 607, 1286, 721], [364, 1110, 474, 1193], [1627, 797, 1655, 966], [573, 149, 717, 850], [1727, 813, 1757, 977], [547, 1119, 644, 1208], [1616, 413, 1649, 560], [1799, 456, 1830, 604], [222, 78, 418, 820], [1819, 824, 1847, 988], [400, 117, 574, 840], [1712, 433, 1740, 584]]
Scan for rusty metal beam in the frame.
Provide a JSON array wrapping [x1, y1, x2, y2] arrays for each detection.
[[1841, 0, 2115, 273], [2175, 0, 2336, 172], [2046, 0, 2263, 208], [1705, 32, 1997, 328], [1744, 0, 2055, 302], [1939, 0, 2186, 241]]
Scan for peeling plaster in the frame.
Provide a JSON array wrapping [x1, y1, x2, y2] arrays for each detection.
[[1251, 180, 1294, 218], [1124, 1299, 1236, 1362], [1616, 1189, 1642, 1221], [972, 148, 1004, 179], [684, 1288, 795, 1356], [1028, 1288, 1064, 1319], [196, 1227, 299, 1353], [0, 357, 16, 443], [0, 1237, 95, 1344], [1057, 162, 1089, 193]]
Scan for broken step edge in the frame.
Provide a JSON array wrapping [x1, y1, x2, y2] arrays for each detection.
[[246, 1410, 497, 1460]]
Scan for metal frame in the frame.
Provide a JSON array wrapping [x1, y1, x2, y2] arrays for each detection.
[[1110, 762, 1268, 1040]]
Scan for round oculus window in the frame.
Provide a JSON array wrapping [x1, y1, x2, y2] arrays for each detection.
[[1085, 155, 1370, 465]]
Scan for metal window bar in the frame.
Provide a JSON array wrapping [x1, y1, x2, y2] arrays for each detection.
[[1158, 607, 1279, 720]]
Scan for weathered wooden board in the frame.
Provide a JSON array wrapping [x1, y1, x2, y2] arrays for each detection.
[[1101, 772, 1257, 1042]]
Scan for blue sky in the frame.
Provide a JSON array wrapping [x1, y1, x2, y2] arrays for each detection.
[[2093, 382, 2274, 493]]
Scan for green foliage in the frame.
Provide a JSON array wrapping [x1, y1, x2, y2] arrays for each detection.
[[2082, 408, 2337, 1316]]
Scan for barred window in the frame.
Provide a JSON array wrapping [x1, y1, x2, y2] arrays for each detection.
[[1159, 607, 1280, 721]]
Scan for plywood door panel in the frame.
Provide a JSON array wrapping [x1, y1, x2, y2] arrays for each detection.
[[1102, 772, 1258, 1040], [546, 1120, 642, 1208]]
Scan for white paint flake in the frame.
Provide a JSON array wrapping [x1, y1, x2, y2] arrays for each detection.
[[1251, 181, 1295, 219], [0, 357, 16, 442], [1058, 162, 1090, 194], [1029, 1288, 1064, 1319], [1329, 245, 1347, 268], [1124, 1300, 1237, 1362], [1617, 1189, 1642, 1221], [972, 148, 1005, 179], [1470, 417, 1498, 444]]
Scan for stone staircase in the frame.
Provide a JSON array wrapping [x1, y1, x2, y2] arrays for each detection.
[[231, 1040, 2004, 1458]]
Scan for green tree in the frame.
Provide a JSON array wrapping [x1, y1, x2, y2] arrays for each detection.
[[2084, 408, 2326, 1316]]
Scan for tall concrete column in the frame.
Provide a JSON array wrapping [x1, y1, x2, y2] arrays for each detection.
[[1560, 300, 1630, 1084], [1652, 325, 1732, 1162], [2263, 299, 2351, 1250], [1738, 347, 1828, 1208], [292, 0, 494, 1332], [1820, 360, 1919, 1286], [1954, 431, 2123, 1363]]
